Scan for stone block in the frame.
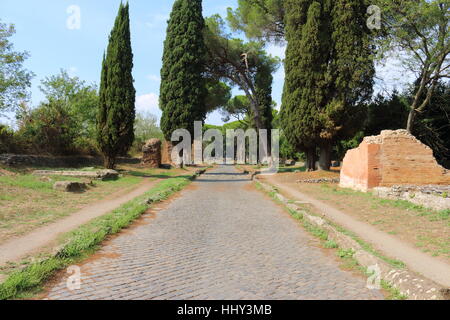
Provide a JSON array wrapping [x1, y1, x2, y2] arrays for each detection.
[[53, 181, 87, 192]]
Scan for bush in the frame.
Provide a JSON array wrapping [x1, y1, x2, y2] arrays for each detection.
[[0, 124, 27, 154], [17, 100, 79, 155]]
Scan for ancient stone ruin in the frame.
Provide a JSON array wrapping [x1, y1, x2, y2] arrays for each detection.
[[340, 130, 450, 192], [32, 169, 119, 181], [142, 138, 162, 168]]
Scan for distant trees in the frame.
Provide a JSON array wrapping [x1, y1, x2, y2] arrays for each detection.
[[205, 79, 232, 115], [204, 15, 279, 131], [0, 20, 34, 115], [411, 81, 450, 168], [338, 81, 450, 169], [97, 3, 136, 169], [17, 100, 79, 155], [227, 0, 285, 43], [160, 0, 208, 142], [16, 70, 99, 155], [375, 0, 449, 133], [131, 111, 164, 155]]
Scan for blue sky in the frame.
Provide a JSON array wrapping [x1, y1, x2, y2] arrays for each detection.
[[0, 0, 287, 126], [1, 0, 412, 127]]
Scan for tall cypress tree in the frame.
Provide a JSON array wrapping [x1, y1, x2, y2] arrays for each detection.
[[280, 0, 318, 171], [317, 0, 374, 170], [97, 2, 136, 169], [160, 0, 207, 142], [255, 63, 274, 131]]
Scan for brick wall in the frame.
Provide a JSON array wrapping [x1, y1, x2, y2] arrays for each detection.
[[340, 130, 450, 191]]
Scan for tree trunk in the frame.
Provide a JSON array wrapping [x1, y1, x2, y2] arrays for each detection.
[[406, 108, 416, 133], [318, 142, 332, 171], [103, 155, 116, 169], [305, 148, 317, 172]]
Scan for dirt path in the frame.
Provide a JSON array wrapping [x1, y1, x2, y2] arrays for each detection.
[[259, 176, 450, 287], [0, 178, 159, 266]]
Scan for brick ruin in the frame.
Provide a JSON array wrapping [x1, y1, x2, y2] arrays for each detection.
[[142, 138, 162, 168], [340, 130, 450, 192]]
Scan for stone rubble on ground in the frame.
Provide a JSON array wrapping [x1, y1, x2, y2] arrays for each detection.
[[33, 169, 119, 181], [53, 181, 87, 192], [285, 160, 296, 167], [297, 178, 340, 184], [374, 185, 450, 211]]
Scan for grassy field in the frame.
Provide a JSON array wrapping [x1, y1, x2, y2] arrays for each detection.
[[0, 164, 191, 244]]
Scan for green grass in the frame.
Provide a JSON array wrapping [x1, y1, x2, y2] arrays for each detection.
[[277, 166, 306, 173], [265, 182, 407, 269], [380, 280, 408, 300], [126, 169, 177, 178], [0, 175, 57, 191], [0, 173, 197, 300], [330, 222, 406, 269], [303, 221, 328, 240], [320, 184, 450, 222], [0, 194, 13, 201], [324, 240, 338, 249]]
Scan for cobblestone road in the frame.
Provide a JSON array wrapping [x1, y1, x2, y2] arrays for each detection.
[[45, 165, 383, 300]]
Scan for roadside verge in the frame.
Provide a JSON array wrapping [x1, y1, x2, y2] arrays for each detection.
[[244, 168, 448, 300]]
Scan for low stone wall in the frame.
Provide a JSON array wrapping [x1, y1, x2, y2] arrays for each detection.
[[374, 185, 450, 211], [0, 154, 140, 168]]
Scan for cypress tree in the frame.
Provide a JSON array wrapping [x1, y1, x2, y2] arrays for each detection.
[[160, 0, 207, 142], [97, 2, 136, 169], [280, 0, 320, 171], [255, 63, 274, 131], [281, 0, 374, 171], [317, 0, 374, 170]]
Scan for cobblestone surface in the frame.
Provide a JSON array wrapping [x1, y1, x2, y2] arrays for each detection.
[[45, 165, 383, 300]]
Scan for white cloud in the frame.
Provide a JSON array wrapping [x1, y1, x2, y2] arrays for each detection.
[[68, 66, 78, 77], [266, 44, 286, 59], [135, 93, 161, 119], [147, 74, 160, 82], [145, 14, 169, 29]]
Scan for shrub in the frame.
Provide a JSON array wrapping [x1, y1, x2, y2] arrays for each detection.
[[17, 100, 79, 155], [0, 124, 27, 154]]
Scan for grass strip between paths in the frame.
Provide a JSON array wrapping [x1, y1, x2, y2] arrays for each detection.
[[0, 173, 198, 300], [255, 181, 408, 300]]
